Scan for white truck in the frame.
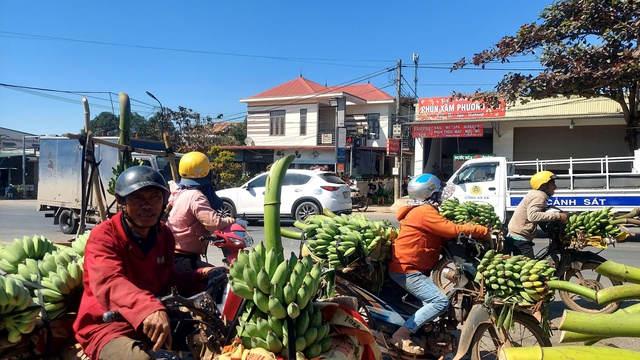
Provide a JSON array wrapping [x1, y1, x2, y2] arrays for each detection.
[[37, 136, 179, 234], [448, 150, 640, 222]]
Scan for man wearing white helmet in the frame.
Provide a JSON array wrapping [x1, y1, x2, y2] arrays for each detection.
[[387, 173, 491, 355]]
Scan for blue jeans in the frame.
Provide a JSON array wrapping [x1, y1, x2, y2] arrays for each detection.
[[388, 271, 449, 333]]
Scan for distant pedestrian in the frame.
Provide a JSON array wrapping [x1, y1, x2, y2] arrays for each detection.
[[5, 184, 14, 200], [377, 179, 385, 205], [401, 178, 409, 197], [367, 180, 376, 200]]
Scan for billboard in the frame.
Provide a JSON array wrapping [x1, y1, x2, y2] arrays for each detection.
[[418, 97, 505, 121], [412, 123, 483, 138]]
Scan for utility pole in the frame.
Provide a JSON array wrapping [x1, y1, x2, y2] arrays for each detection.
[[413, 53, 419, 100], [394, 59, 402, 201]]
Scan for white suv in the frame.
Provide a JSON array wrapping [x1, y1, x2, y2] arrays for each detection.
[[216, 169, 352, 222]]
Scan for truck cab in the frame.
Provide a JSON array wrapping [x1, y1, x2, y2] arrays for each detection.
[[448, 151, 640, 223]]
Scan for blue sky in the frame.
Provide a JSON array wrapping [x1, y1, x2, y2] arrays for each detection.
[[0, 1, 548, 136]]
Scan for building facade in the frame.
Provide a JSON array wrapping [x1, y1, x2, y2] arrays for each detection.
[[411, 96, 629, 180], [232, 76, 397, 178]]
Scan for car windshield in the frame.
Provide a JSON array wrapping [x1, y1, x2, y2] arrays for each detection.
[[320, 173, 346, 184]]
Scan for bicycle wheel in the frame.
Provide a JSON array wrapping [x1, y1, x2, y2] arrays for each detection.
[[470, 312, 551, 360], [559, 261, 622, 314]]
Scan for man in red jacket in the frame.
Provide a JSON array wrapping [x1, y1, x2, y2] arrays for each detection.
[[387, 174, 490, 355], [73, 166, 211, 360]]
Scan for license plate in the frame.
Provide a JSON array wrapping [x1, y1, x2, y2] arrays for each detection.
[[343, 191, 350, 199]]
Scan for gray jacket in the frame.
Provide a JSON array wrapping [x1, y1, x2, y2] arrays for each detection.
[[508, 189, 563, 241]]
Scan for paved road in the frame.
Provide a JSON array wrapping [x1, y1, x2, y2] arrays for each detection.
[[2, 199, 640, 351]]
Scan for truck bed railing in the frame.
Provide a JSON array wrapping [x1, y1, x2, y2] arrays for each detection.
[[506, 155, 640, 191]]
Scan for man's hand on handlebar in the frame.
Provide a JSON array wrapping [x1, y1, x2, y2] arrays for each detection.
[[558, 212, 568, 223], [142, 310, 172, 351]]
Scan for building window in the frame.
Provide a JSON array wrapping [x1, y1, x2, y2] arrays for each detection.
[[367, 113, 380, 140], [300, 109, 307, 136], [270, 110, 286, 136]]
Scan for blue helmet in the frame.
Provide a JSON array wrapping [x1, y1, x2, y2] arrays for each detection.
[[407, 174, 442, 201]]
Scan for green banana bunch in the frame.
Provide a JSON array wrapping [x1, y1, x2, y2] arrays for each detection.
[[0, 234, 57, 274], [293, 212, 397, 268], [1, 276, 41, 343], [475, 250, 557, 306], [70, 230, 91, 257], [474, 250, 558, 333], [440, 199, 502, 230], [564, 207, 624, 240], [229, 243, 330, 357], [30, 258, 84, 319], [235, 301, 331, 358]]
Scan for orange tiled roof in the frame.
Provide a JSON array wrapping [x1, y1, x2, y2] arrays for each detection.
[[249, 77, 392, 101]]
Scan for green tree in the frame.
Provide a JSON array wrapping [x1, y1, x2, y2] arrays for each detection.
[[207, 146, 249, 189], [82, 111, 157, 139], [169, 106, 216, 152], [452, 0, 640, 153]]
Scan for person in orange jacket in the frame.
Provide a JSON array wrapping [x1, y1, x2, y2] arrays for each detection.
[[387, 173, 491, 355]]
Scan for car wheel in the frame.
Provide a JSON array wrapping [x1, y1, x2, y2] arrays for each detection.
[[217, 201, 236, 219], [294, 201, 320, 222]]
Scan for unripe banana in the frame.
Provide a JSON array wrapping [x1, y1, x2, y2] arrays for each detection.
[[268, 296, 287, 320], [253, 288, 270, 314], [287, 302, 300, 319], [257, 267, 271, 295]]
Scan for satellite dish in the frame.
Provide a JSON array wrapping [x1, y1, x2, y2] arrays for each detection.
[[244, 137, 254, 146]]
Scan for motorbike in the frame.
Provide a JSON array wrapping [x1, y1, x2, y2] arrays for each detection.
[[102, 223, 254, 360], [335, 233, 550, 360], [351, 187, 370, 212], [432, 207, 622, 314]]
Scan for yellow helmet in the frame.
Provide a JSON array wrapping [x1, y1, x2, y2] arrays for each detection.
[[530, 170, 558, 190], [179, 151, 212, 179]]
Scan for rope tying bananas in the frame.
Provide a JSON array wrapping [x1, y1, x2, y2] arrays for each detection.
[[440, 198, 502, 230], [228, 242, 331, 358]]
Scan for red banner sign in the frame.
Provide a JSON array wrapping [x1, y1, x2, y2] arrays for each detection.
[[386, 138, 400, 155], [412, 123, 483, 138], [417, 97, 505, 120]]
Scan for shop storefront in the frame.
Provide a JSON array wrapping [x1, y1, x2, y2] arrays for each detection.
[[411, 96, 627, 179]]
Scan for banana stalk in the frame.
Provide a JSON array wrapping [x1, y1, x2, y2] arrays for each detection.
[[280, 228, 303, 240], [614, 207, 640, 219], [499, 346, 640, 360], [118, 92, 132, 169], [263, 155, 295, 263], [595, 261, 640, 284], [558, 309, 640, 339], [560, 304, 640, 343], [546, 280, 597, 301], [596, 284, 640, 305]]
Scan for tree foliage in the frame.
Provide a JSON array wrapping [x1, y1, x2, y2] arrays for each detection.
[[207, 146, 250, 189], [451, 0, 640, 153], [82, 111, 159, 140]]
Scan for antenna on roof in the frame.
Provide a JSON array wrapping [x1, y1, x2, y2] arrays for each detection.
[[300, 68, 302, 77]]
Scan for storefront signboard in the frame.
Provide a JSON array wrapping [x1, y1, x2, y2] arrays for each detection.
[[453, 153, 494, 170], [417, 97, 505, 120], [412, 123, 483, 138], [386, 138, 400, 155]]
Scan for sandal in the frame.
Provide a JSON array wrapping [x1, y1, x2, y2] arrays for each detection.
[[390, 334, 424, 355]]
